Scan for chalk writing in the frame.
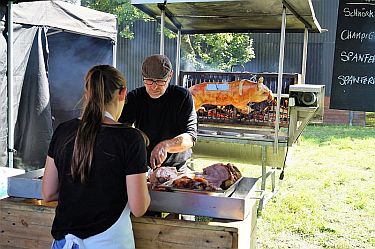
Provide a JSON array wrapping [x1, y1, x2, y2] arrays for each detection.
[[340, 50, 375, 63], [330, 0, 375, 111], [338, 75, 375, 85], [341, 29, 375, 42], [343, 7, 375, 17]]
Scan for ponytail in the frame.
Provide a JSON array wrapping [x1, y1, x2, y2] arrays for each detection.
[[71, 65, 126, 183]]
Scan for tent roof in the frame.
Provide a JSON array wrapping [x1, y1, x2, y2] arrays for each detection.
[[131, 0, 323, 34], [12, 0, 117, 40]]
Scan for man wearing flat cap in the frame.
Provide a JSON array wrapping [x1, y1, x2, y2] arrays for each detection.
[[119, 54, 197, 172]]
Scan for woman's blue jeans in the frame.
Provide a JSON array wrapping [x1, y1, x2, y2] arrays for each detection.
[[52, 239, 80, 249]]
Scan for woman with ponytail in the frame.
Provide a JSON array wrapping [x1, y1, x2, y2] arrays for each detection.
[[42, 65, 150, 249]]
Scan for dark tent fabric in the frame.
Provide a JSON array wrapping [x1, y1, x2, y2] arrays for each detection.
[[48, 32, 114, 127], [0, 1, 117, 170], [14, 28, 53, 170], [0, 20, 38, 169]]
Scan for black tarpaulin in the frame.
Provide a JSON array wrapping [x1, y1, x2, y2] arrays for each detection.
[[0, 1, 117, 170]]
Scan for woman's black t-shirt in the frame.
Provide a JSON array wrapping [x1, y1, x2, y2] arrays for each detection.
[[47, 119, 147, 240]]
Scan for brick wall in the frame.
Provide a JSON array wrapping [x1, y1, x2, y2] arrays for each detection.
[[323, 97, 365, 126]]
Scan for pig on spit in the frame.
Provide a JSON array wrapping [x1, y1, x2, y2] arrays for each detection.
[[189, 77, 273, 114]]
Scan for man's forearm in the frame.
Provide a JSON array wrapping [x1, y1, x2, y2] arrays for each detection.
[[163, 133, 194, 153]]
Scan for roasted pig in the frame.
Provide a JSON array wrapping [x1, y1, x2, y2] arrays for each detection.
[[189, 77, 273, 113]]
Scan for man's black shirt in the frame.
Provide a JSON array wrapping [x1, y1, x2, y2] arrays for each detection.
[[119, 85, 197, 169]]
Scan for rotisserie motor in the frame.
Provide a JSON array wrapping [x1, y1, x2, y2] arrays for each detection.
[[189, 77, 273, 113]]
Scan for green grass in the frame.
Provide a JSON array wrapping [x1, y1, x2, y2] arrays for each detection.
[[258, 125, 375, 249], [192, 124, 375, 248], [367, 112, 375, 127]]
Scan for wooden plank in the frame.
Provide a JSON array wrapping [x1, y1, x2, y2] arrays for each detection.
[[0, 198, 57, 210], [132, 216, 238, 232], [231, 232, 239, 249], [0, 235, 51, 249], [1, 208, 54, 226], [0, 220, 52, 242], [0, 198, 54, 248], [133, 221, 234, 249]]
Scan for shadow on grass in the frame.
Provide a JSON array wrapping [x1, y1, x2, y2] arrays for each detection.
[[301, 124, 375, 144]]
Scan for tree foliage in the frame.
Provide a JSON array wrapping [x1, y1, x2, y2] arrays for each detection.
[[186, 33, 254, 71], [82, 0, 151, 39], [83, 0, 255, 70]]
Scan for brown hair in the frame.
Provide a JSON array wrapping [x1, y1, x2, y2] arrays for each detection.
[[71, 65, 126, 183]]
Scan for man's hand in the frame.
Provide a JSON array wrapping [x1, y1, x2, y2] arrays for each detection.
[[150, 141, 168, 169], [149, 134, 194, 169]]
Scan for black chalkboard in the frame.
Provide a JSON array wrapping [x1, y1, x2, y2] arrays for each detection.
[[330, 0, 375, 112]]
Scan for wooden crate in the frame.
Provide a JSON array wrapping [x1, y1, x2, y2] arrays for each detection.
[[0, 197, 257, 249]]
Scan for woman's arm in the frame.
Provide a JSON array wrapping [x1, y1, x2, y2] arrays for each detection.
[[42, 156, 59, 202], [126, 172, 150, 217]]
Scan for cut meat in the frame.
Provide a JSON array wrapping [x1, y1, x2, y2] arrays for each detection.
[[203, 163, 231, 189], [203, 163, 242, 190], [172, 176, 219, 191], [149, 167, 178, 189]]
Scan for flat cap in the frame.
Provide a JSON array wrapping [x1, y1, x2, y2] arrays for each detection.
[[141, 54, 172, 79]]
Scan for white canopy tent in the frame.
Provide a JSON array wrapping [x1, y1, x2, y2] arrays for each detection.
[[1, 0, 117, 169]]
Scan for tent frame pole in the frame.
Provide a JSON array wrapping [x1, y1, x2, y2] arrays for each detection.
[[301, 28, 308, 84], [175, 30, 181, 85], [160, 10, 165, 55], [7, 0, 14, 168], [274, 6, 286, 154], [113, 19, 118, 67]]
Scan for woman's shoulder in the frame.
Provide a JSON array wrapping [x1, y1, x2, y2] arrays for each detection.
[[54, 118, 79, 133], [104, 125, 149, 145], [121, 126, 149, 146]]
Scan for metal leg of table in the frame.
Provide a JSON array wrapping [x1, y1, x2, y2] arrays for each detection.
[[257, 146, 279, 215], [257, 146, 267, 214], [271, 167, 276, 192]]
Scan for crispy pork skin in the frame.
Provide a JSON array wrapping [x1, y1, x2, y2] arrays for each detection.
[[189, 77, 273, 113]]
